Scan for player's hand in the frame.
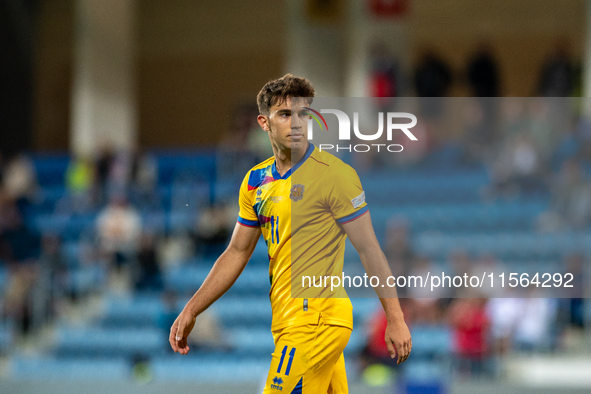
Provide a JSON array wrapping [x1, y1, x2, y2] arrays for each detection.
[[169, 309, 196, 355], [385, 317, 412, 365]]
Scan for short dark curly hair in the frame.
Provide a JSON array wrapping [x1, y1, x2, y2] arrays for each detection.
[[257, 74, 315, 116]]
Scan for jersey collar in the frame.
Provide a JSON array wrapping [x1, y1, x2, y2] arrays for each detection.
[[271, 143, 315, 180]]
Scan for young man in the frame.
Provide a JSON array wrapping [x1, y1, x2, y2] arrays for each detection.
[[170, 74, 411, 393]]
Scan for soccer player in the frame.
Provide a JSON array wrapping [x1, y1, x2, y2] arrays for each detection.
[[170, 74, 411, 393]]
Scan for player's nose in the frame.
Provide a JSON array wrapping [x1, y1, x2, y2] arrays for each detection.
[[291, 114, 303, 129]]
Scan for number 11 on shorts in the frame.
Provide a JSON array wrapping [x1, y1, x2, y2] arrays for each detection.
[[277, 346, 296, 376]]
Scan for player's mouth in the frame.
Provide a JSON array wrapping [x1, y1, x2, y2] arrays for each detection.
[[289, 133, 304, 140]]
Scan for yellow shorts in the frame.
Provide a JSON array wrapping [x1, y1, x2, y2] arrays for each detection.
[[262, 315, 351, 394]]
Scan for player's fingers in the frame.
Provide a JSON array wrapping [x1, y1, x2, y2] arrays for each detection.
[[169, 322, 179, 352], [400, 340, 411, 363], [175, 321, 185, 344], [386, 337, 396, 360], [395, 340, 408, 364]]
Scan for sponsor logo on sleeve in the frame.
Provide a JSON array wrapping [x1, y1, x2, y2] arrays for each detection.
[[351, 191, 365, 209]]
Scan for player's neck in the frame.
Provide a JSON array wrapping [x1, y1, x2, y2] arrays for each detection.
[[273, 142, 309, 177]]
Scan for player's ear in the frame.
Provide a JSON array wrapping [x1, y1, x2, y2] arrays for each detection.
[[257, 114, 270, 132]]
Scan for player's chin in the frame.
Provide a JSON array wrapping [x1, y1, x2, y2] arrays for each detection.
[[287, 138, 305, 150]]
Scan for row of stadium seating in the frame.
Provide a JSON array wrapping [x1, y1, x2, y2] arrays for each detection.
[[28, 198, 548, 245], [10, 323, 450, 382]]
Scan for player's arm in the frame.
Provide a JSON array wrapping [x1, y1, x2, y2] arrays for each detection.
[[169, 222, 261, 355], [342, 212, 412, 364]]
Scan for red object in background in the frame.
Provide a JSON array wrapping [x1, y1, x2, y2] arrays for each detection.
[[369, 0, 409, 17], [367, 310, 390, 358], [451, 300, 489, 359], [371, 71, 396, 98]]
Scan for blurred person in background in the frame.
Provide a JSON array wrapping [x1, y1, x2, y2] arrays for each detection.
[[413, 51, 452, 119], [219, 104, 260, 182], [448, 296, 491, 379], [63, 155, 95, 213], [406, 256, 447, 324], [537, 41, 575, 97], [562, 253, 586, 329], [512, 294, 558, 352], [461, 98, 495, 164], [552, 115, 583, 171], [527, 98, 558, 163], [0, 201, 41, 334], [538, 159, 591, 231], [486, 295, 522, 357], [369, 41, 402, 111], [34, 234, 68, 326], [384, 217, 414, 281], [191, 203, 233, 259], [132, 233, 163, 292], [129, 148, 159, 210], [94, 145, 115, 205], [466, 41, 500, 98], [2, 153, 38, 212], [488, 131, 542, 199], [96, 196, 142, 271]]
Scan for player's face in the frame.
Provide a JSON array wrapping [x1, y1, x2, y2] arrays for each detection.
[[258, 97, 310, 154]]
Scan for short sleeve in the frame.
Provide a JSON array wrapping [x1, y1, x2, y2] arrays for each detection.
[[327, 163, 368, 224], [237, 172, 259, 227]]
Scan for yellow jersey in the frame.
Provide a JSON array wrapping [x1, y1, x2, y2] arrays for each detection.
[[237, 143, 368, 331]]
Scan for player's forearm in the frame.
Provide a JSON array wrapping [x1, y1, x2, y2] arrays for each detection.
[[357, 247, 405, 321], [182, 247, 249, 318]]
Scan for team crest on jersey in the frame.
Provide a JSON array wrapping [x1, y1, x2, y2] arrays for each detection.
[[290, 184, 305, 201], [256, 188, 262, 202]]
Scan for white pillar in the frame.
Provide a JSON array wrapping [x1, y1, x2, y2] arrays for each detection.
[[70, 0, 136, 157], [286, 0, 344, 97]]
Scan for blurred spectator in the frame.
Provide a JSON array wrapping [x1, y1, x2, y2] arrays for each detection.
[[470, 254, 505, 298], [449, 297, 490, 378], [369, 42, 402, 112], [413, 52, 452, 118], [33, 234, 68, 328], [461, 98, 496, 162], [3, 264, 37, 334], [66, 155, 94, 194], [2, 154, 38, 209], [95, 145, 115, 204], [191, 204, 232, 258], [537, 41, 574, 97], [0, 202, 40, 334], [129, 149, 159, 210], [538, 159, 591, 231], [414, 52, 452, 97], [562, 254, 585, 328], [406, 256, 446, 324], [527, 98, 557, 161], [486, 296, 522, 356], [489, 131, 542, 198], [384, 217, 414, 280], [467, 42, 499, 97], [513, 296, 558, 352], [552, 116, 581, 171], [132, 234, 163, 292], [0, 202, 41, 264], [96, 196, 142, 269], [64, 155, 95, 213]]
